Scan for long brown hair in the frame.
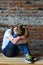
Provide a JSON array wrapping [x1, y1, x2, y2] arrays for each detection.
[[11, 24, 25, 35], [11, 24, 29, 37], [23, 25, 29, 38]]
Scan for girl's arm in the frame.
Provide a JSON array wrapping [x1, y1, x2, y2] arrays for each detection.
[[7, 35, 21, 44]]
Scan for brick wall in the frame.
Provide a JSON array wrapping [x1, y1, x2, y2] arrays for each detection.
[[0, 0, 43, 24], [0, 0, 43, 54]]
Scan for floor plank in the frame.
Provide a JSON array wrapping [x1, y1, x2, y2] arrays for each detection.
[[0, 53, 43, 65]]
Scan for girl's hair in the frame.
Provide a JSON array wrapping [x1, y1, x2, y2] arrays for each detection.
[[11, 24, 18, 35], [17, 24, 25, 36], [11, 24, 29, 37], [11, 26, 15, 35], [25, 26, 29, 38]]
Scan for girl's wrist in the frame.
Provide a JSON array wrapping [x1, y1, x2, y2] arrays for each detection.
[[17, 36, 21, 40]]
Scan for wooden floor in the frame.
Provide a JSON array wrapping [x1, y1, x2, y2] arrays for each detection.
[[0, 53, 43, 65]]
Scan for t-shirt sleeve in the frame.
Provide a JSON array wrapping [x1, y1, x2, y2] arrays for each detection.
[[4, 29, 12, 38]]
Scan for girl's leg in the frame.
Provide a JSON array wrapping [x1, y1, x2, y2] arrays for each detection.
[[17, 44, 32, 63], [17, 44, 31, 56], [2, 41, 20, 57]]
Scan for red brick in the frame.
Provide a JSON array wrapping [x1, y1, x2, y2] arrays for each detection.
[[15, 1, 23, 5], [25, 4, 43, 8]]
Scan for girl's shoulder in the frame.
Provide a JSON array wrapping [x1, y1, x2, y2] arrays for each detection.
[[5, 29, 12, 33], [4, 29, 12, 35]]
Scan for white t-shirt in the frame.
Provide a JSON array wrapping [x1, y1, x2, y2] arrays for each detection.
[[2, 29, 12, 50]]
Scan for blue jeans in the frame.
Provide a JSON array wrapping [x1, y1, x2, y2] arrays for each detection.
[[2, 34, 30, 57]]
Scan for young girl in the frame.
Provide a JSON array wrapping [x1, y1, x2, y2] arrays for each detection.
[[2, 24, 36, 63]]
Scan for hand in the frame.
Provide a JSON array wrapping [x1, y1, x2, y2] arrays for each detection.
[[16, 40, 23, 44], [16, 41, 20, 44]]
